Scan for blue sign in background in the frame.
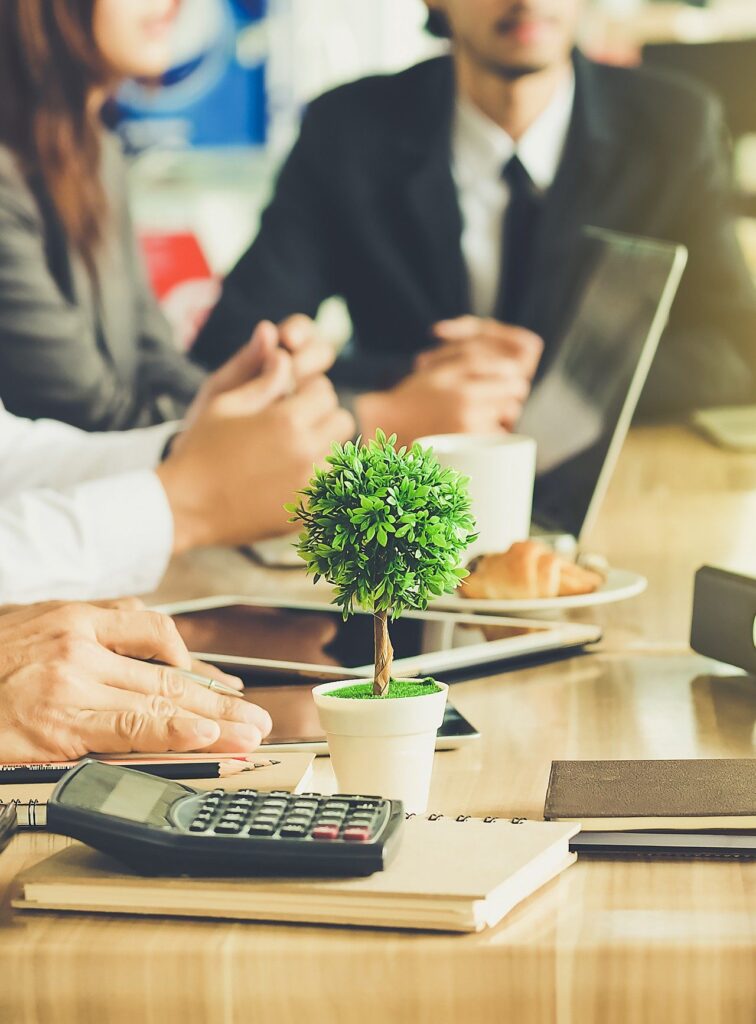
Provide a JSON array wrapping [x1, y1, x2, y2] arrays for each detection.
[[113, 0, 269, 150]]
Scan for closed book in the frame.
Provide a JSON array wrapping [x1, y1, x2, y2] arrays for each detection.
[[544, 758, 756, 831], [12, 818, 579, 933], [1, 753, 315, 829]]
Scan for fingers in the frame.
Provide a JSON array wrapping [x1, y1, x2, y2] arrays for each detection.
[[74, 708, 221, 754], [214, 348, 295, 416], [206, 320, 279, 396], [91, 597, 146, 611], [279, 374, 339, 426], [99, 653, 272, 737], [429, 319, 543, 376], [89, 607, 192, 671], [277, 314, 316, 352], [420, 349, 531, 390], [292, 336, 336, 381], [432, 316, 539, 347], [190, 659, 244, 691]]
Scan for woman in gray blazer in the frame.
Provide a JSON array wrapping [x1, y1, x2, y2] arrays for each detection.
[[0, 0, 208, 430]]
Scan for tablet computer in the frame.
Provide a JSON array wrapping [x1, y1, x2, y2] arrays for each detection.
[[157, 596, 601, 681], [202, 679, 482, 752]]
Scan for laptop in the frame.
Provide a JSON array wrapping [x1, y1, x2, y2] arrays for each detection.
[[519, 226, 688, 544], [250, 226, 687, 565]]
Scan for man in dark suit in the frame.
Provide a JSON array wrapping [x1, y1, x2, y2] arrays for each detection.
[[194, 0, 756, 445]]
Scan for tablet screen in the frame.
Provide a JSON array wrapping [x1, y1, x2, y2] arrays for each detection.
[[172, 603, 549, 671]]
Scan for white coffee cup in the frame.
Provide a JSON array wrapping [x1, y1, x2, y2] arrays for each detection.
[[416, 433, 537, 559]]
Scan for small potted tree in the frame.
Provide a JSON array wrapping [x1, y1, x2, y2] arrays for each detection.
[[288, 430, 476, 812]]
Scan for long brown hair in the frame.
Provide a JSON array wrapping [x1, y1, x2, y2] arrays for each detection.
[[0, 0, 112, 276]]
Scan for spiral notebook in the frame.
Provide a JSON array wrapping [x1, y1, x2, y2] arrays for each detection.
[[13, 816, 578, 933]]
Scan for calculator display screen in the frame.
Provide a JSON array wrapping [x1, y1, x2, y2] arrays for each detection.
[[59, 761, 186, 826]]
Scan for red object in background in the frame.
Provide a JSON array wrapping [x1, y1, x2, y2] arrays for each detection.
[[140, 231, 221, 352]]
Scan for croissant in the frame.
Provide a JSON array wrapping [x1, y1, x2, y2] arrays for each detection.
[[461, 540, 604, 601]]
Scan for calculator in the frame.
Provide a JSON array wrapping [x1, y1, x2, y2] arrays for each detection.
[[47, 760, 404, 877]]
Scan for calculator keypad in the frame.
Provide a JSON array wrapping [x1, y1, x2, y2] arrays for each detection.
[[186, 791, 386, 843]]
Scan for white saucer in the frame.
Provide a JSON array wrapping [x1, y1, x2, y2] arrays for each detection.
[[246, 533, 303, 568], [430, 567, 647, 614]]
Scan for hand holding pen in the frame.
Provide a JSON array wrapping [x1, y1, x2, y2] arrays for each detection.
[[0, 602, 273, 763]]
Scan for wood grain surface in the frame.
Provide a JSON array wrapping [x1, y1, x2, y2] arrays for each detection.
[[0, 425, 754, 1023]]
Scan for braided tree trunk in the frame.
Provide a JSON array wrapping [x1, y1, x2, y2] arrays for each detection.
[[373, 610, 394, 696]]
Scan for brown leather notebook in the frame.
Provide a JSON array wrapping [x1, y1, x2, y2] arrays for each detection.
[[544, 759, 756, 831]]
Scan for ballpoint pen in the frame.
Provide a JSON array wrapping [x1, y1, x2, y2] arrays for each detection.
[[178, 668, 246, 701]]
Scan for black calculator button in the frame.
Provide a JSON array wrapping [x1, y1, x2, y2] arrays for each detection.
[[248, 823, 276, 836], [215, 822, 244, 834], [280, 824, 309, 837], [189, 821, 211, 832]]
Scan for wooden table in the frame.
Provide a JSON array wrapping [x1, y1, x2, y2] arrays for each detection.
[[1, 425, 755, 1023]]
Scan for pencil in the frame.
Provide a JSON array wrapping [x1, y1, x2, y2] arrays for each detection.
[[0, 758, 281, 786]]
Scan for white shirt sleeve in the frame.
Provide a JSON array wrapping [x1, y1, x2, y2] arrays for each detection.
[[0, 402, 178, 494], [0, 402, 177, 604]]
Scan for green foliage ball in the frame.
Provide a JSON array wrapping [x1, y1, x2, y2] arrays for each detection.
[[288, 430, 477, 618]]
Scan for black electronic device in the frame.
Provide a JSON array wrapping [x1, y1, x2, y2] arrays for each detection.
[[520, 227, 687, 541], [690, 566, 756, 676], [570, 830, 756, 861], [47, 760, 404, 877], [0, 802, 17, 853], [162, 596, 601, 685]]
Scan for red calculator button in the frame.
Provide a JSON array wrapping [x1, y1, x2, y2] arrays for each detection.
[[343, 827, 371, 842], [312, 825, 340, 840]]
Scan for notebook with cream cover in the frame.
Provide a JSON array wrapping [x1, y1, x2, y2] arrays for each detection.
[[2, 753, 315, 829], [13, 817, 578, 933]]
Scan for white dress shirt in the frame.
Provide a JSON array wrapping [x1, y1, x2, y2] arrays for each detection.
[[0, 401, 177, 604], [451, 72, 576, 318]]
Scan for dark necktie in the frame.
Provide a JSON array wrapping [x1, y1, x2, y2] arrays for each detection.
[[495, 154, 543, 325]]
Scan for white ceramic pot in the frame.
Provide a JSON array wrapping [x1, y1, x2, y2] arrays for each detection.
[[312, 679, 449, 814]]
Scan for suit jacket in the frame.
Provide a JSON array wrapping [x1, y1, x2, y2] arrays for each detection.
[[0, 134, 205, 430], [195, 53, 756, 415]]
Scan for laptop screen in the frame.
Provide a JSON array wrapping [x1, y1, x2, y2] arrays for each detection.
[[518, 227, 686, 540]]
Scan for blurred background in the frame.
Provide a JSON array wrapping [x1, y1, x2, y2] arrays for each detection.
[[123, 0, 756, 349]]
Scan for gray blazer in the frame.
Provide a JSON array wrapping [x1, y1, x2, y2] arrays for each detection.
[[0, 134, 206, 430]]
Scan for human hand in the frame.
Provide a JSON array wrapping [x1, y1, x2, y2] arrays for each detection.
[[0, 603, 272, 762], [185, 316, 335, 430], [158, 355, 354, 551], [355, 318, 543, 446], [427, 317, 543, 381]]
